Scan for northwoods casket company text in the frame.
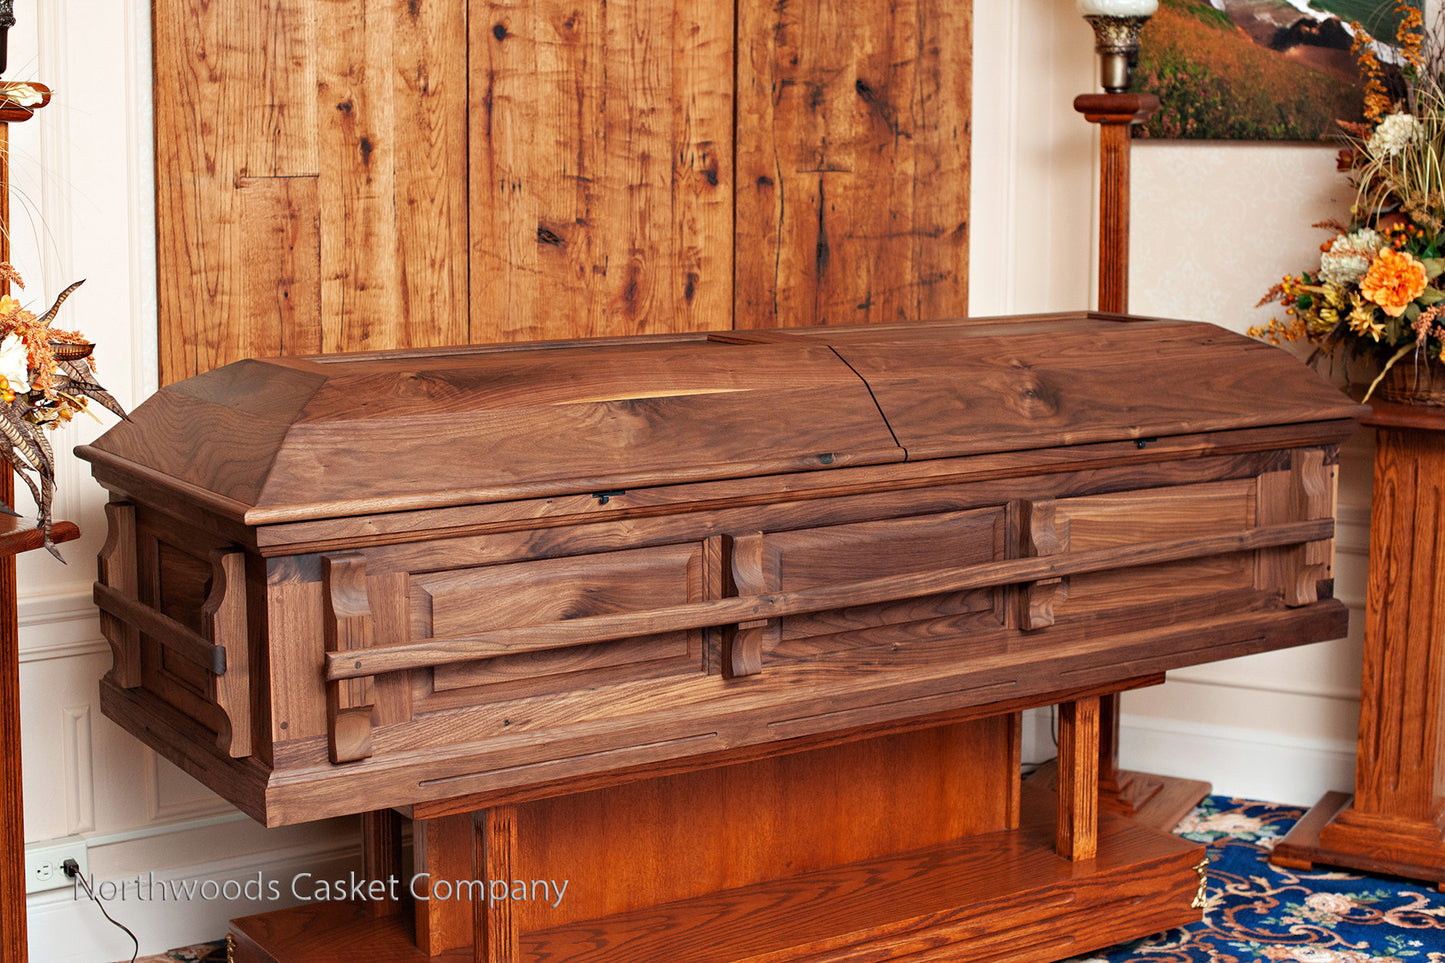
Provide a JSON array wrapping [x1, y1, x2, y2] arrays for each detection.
[[71, 871, 569, 907]]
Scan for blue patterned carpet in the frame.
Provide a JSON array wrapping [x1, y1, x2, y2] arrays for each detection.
[[1066, 796, 1445, 962]]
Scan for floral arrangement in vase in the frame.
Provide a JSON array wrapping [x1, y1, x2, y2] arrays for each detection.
[[1251, 2, 1445, 404], [0, 263, 125, 556]]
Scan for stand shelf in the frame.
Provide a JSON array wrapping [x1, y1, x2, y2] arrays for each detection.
[[231, 785, 1205, 963]]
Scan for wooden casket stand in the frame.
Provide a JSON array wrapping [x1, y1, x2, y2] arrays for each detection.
[[78, 315, 1362, 963]]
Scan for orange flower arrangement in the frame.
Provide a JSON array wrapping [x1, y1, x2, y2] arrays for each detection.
[[1252, 1, 1445, 400], [1359, 247, 1429, 317], [0, 264, 125, 555]]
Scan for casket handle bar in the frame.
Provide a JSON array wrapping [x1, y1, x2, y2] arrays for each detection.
[[324, 516, 1336, 685], [94, 583, 228, 676]]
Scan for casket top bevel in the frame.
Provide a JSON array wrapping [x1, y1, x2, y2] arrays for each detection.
[[77, 313, 1365, 826], [80, 314, 1361, 537]]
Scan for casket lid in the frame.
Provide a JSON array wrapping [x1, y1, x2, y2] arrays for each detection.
[[779, 314, 1367, 461], [79, 313, 1364, 526]]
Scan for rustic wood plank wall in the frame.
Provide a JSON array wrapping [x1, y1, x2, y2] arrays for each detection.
[[154, 0, 971, 383], [469, 0, 734, 342]]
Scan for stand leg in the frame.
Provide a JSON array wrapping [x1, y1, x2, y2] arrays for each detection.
[[414, 813, 475, 956], [1057, 697, 1100, 861], [475, 807, 519, 963], [362, 809, 403, 918]]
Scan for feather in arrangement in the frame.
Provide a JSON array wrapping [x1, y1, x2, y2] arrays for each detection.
[[0, 264, 126, 557]]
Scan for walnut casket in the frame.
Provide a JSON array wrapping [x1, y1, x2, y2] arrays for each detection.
[[79, 313, 1362, 828]]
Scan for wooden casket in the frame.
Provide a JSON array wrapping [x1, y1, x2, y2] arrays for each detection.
[[79, 313, 1362, 963]]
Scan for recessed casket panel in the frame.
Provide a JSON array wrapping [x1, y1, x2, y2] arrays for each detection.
[[78, 313, 1363, 828]]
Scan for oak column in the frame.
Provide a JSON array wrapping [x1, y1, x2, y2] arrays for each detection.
[[1274, 401, 1445, 884]]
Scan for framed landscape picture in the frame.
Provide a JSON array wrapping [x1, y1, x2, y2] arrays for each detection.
[[1135, 0, 1415, 140]]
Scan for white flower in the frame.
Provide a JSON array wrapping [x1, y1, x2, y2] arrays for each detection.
[[0, 334, 31, 395], [1368, 112, 1424, 159], [0, 83, 41, 108], [1320, 228, 1384, 287]]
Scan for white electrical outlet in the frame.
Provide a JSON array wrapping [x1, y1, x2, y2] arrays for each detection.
[[24, 836, 88, 894]]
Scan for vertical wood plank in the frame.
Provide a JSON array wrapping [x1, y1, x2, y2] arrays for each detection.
[[394, 0, 469, 348], [157, 0, 324, 383], [477, 806, 521, 963], [315, 0, 400, 353], [154, 0, 244, 382], [238, 176, 323, 358], [735, 0, 971, 329], [1057, 696, 1100, 861], [470, 0, 733, 342], [240, 0, 320, 178]]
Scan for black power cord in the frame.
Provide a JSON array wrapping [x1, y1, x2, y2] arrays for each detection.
[[62, 858, 139, 963]]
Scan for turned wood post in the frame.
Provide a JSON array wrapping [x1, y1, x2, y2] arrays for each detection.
[[0, 84, 53, 963], [1074, 93, 1157, 316], [1070, 91, 1213, 830]]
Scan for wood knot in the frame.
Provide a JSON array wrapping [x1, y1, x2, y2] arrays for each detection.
[[985, 363, 1061, 419]]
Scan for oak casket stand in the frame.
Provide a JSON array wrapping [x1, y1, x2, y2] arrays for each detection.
[[78, 314, 1361, 963]]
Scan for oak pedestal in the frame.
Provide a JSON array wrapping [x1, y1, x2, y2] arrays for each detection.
[[1275, 401, 1445, 884]]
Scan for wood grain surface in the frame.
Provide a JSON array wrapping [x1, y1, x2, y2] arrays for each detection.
[[470, 0, 733, 342], [154, 0, 973, 381], [155, 0, 469, 382], [734, 0, 971, 328]]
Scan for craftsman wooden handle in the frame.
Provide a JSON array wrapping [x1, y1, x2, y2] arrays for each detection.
[[325, 517, 1335, 683], [94, 581, 228, 676]]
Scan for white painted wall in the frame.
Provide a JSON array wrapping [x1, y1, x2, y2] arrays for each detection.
[[13, 0, 1370, 958]]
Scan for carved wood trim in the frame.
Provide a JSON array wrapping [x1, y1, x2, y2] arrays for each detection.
[[724, 532, 777, 678], [1019, 498, 1070, 631], [1255, 447, 1337, 607], [97, 500, 141, 688], [202, 549, 252, 758], [323, 552, 376, 763]]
